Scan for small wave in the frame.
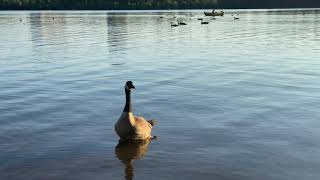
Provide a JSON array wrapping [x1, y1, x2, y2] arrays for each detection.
[[111, 63, 126, 66]]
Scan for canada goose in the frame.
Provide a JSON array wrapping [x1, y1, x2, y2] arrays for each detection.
[[171, 22, 179, 27], [197, 18, 204, 20], [178, 20, 187, 25], [201, 20, 209, 24], [115, 81, 156, 141], [234, 17, 240, 20]]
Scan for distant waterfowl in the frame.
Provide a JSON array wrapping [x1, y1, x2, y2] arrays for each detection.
[[19, 18, 23, 22], [234, 17, 240, 20], [201, 20, 209, 24], [115, 81, 157, 141], [197, 18, 204, 21], [178, 20, 187, 25], [171, 22, 179, 27]]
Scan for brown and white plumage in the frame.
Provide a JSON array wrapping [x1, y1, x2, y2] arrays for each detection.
[[115, 81, 156, 141]]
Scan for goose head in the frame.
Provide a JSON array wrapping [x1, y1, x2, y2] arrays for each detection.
[[125, 81, 135, 91]]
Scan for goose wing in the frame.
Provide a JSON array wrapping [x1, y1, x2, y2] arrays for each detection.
[[134, 116, 152, 135], [135, 116, 152, 128]]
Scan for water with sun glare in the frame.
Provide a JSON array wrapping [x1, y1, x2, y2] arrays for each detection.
[[1, 9, 320, 180]]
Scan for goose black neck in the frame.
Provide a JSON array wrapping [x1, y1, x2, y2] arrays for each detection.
[[123, 89, 132, 112]]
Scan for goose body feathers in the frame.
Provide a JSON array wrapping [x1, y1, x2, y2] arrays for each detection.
[[115, 81, 156, 141]]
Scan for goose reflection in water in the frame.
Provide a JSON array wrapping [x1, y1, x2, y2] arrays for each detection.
[[115, 139, 152, 180]]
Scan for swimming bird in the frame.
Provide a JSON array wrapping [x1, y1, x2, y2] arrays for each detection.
[[115, 81, 156, 141], [234, 17, 240, 20], [201, 20, 209, 24], [197, 18, 204, 21], [171, 22, 179, 27], [178, 20, 187, 25]]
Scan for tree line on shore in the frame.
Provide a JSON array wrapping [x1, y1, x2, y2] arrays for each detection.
[[0, 0, 319, 10]]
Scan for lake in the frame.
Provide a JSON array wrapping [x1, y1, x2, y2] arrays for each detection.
[[1, 9, 320, 180]]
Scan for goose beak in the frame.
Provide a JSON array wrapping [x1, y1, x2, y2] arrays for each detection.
[[131, 85, 135, 89]]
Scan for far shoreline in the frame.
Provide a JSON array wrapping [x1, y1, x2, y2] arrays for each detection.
[[0, 8, 320, 11]]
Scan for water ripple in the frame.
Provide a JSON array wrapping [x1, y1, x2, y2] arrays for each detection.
[[1, 9, 320, 180]]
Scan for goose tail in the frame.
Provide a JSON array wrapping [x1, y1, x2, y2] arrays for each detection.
[[147, 119, 157, 127]]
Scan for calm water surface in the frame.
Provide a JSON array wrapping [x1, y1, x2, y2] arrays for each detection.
[[1, 9, 320, 180]]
